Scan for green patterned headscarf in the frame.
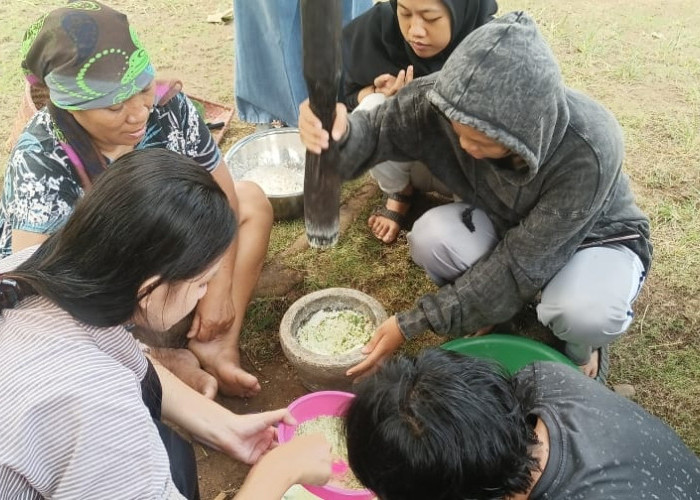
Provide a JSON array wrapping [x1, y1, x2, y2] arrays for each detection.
[[21, 1, 154, 111]]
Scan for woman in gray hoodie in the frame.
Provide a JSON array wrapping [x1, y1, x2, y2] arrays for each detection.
[[299, 11, 651, 381]]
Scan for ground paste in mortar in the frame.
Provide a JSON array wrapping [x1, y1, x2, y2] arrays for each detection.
[[296, 309, 373, 355]]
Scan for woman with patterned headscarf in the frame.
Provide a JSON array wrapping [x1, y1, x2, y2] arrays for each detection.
[[1, 1, 271, 400], [342, 0, 498, 244]]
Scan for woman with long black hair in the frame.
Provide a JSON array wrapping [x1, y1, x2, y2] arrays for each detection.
[[0, 149, 332, 499]]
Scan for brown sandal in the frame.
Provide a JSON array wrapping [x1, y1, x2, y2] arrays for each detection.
[[373, 191, 415, 230], [372, 204, 407, 228]]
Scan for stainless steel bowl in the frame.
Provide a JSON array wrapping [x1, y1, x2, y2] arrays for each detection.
[[224, 128, 305, 220]]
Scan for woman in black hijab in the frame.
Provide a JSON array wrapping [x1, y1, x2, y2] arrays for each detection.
[[342, 0, 497, 244], [343, 0, 497, 108]]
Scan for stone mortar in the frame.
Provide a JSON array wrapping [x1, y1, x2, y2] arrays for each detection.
[[279, 287, 388, 392]]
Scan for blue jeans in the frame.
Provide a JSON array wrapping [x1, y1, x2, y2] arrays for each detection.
[[233, 0, 371, 126]]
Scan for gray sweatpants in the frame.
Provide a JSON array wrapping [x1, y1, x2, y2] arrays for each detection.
[[407, 203, 646, 365]]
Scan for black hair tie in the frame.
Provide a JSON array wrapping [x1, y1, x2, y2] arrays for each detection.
[[0, 278, 22, 309]]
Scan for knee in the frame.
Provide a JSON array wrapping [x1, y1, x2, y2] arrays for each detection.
[[409, 209, 453, 272], [538, 294, 633, 347], [234, 181, 273, 225], [408, 206, 489, 284]]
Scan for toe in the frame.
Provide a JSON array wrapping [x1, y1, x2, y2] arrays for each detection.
[[217, 367, 261, 398], [381, 220, 401, 244], [371, 220, 386, 239], [382, 227, 398, 243]]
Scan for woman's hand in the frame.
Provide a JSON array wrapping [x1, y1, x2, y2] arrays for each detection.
[[216, 409, 297, 464], [298, 99, 348, 154], [153, 361, 284, 461], [188, 286, 235, 342], [235, 434, 332, 499], [269, 433, 333, 485], [374, 65, 414, 97], [357, 83, 377, 103], [347, 315, 406, 380]]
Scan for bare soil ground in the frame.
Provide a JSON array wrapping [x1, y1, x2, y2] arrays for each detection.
[[197, 358, 308, 498]]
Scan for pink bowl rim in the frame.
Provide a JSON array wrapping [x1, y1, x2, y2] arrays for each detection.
[[278, 390, 355, 444], [290, 390, 354, 411], [279, 390, 373, 497]]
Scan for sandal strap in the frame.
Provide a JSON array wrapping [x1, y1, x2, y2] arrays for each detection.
[[386, 191, 414, 204], [373, 205, 407, 227]]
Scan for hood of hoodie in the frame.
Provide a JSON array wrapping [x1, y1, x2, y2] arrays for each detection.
[[428, 11, 570, 185]]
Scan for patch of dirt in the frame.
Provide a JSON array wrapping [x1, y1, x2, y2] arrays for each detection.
[[195, 358, 309, 499]]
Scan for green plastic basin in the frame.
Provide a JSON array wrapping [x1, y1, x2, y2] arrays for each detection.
[[441, 334, 578, 374]]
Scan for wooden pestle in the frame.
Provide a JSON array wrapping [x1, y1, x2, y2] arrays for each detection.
[[300, 0, 343, 249]]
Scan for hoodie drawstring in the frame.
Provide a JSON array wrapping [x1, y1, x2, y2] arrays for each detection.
[[461, 164, 478, 232]]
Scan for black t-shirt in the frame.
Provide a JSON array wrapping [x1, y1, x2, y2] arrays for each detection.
[[516, 362, 699, 499]]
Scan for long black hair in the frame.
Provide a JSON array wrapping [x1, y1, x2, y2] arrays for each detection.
[[0, 148, 236, 327], [345, 349, 539, 500]]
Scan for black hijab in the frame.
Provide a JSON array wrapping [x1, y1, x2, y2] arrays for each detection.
[[342, 0, 498, 107]]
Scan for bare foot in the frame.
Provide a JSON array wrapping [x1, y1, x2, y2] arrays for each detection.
[[368, 195, 411, 244], [579, 349, 600, 378], [188, 337, 261, 398], [150, 347, 218, 399]]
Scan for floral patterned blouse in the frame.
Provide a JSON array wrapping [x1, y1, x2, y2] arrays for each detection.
[[0, 92, 221, 257]]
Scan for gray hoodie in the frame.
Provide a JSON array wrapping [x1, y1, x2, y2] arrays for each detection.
[[335, 11, 652, 338]]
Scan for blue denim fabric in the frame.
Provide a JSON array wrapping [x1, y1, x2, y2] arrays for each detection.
[[233, 0, 371, 126]]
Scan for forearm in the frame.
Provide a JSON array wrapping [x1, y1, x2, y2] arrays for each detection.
[[335, 109, 399, 179], [356, 84, 376, 104], [11, 229, 49, 254], [396, 266, 525, 339], [205, 237, 236, 299], [234, 450, 297, 500], [343, 77, 373, 111], [151, 359, 233, 450]]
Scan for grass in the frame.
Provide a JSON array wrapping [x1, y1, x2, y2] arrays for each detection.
[[1, 0, 698, 457]]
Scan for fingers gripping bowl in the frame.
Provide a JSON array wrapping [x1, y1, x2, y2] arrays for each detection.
[[278, 391, 374, 500], [279, 288, 388, 392]]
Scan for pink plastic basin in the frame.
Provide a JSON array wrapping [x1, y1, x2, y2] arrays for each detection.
[[278, 391, 374, 500]]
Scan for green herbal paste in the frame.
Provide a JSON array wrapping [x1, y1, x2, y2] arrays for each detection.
[[296, 309, 373, 355], [295, 415, 364, 490]]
